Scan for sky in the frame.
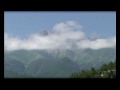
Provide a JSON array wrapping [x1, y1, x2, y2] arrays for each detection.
[[4, 12, 116, 39], [4, 12, 116, 51]]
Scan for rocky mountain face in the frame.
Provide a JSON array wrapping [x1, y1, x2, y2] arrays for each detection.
[[37, 30, 56, 36], [36, 30, 77, 54]]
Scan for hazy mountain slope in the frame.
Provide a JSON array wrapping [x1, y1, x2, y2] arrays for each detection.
[[4, 59, 26, 78], [26, 58, 54, 77], [50, 48, 115, 68], [74, 48, 116, 70], [4, 48, 116, 72], [4, 70, 19, 78], [26, 57, 80, 78], [4, 50, 54, 65], [4, 48, 116, 78]]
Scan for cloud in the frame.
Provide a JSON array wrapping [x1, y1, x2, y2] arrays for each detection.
[[4, 21, 116, 51], [52, 21, 82, 33], [66, 21, 82, 29], [76, 36, 116, 50]]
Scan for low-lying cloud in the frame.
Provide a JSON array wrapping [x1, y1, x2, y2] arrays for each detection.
[[4, 21, 116, 51]]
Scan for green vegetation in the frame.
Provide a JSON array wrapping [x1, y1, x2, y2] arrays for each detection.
[[4, 50, 54, 65], [70, 60, 116, 78], [26, 57, 80, 78], [4, 48, 116, 78], [4, 70, 34, 78]]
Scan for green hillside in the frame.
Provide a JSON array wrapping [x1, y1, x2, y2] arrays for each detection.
[[4, 48, 116, 78], [70, 60, 116, 78], [26, 57, 80, 78]]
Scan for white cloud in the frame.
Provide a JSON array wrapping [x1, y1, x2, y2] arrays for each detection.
[[52, 22, 72, 33], [76, 36, 116, 50], [4, 21, 116, 51], [66, 21, 82, 29]]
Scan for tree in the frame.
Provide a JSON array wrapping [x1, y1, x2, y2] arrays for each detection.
[[70, 60, 116, 78], [70, 72, 80, 78], [100, 64, 108, 71]]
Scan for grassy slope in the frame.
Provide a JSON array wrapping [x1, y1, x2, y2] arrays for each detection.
[[4, 48, 116, 78]]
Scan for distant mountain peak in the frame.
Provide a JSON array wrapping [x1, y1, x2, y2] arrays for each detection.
[[37, 30, 56, 36], [37, 30, 49, 36]]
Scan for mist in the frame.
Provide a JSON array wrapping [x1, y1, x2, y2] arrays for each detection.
[[4, 21, 116, 51]]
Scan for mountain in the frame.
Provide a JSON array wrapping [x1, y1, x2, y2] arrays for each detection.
[[37, 30, 49, 36], [4, 59, 26, 78], [4, 47, 116, 78], [37, 30, 55, 36], [48, 48, 116, 70], [4, 50, 54, 65], [4, 56, 80, 78], [4, 30, 116, 78], [26, 57, 80, 78]]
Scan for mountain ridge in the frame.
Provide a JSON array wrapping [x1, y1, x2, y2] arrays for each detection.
[[4, 30, 116, 78]]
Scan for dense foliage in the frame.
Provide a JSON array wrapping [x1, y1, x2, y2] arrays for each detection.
[[70, 60, 116, 78]]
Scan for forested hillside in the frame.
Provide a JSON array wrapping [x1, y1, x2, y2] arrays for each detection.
[[70, 60, 116, 78]]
